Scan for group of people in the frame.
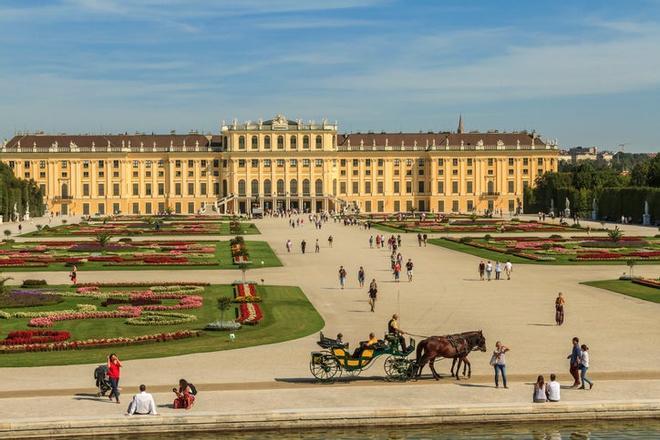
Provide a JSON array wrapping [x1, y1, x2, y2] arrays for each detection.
[[106, 354, 197, 415], [478, 260, 513, 281]]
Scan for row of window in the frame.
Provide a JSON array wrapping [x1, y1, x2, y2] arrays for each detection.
[[356, 198, 518, 214], [236, 159, 324, 168], [75, 182, 219, 197], [236, 179, 324, 197], [237, 134, 324, 150], [335, 180, 524, 196], [81, 201, 199, 216]]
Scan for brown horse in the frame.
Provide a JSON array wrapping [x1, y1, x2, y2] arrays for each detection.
[[414, 331, 487, 380]]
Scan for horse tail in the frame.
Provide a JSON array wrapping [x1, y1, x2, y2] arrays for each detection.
[[416, 338, 426, 362]]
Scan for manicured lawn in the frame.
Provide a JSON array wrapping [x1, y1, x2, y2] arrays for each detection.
[[21, 221, 260, 237], [0, 284, 323, 367], [372, 219, 585, 234], [582, 280, 660, 303], [429, 237, 660, 265], [0, 240, 281, 271]]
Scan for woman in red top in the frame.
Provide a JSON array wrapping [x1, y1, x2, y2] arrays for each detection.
[[172, 379, 195, 409], [107, 353, 122, 404]]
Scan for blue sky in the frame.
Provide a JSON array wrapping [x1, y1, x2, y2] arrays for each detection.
[[1, 0, 659, 152]]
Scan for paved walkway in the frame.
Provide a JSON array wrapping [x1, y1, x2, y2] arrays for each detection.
[[0, 215, 658, 424]]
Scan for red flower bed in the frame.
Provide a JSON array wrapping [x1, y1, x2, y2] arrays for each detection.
[[0, 331, 201, 353], [237, 302, 263, 325], [76, 282, 210, 288], [141, 256, 189, 264], [1, 330, 71, 345], [633, 278, 660, 289]]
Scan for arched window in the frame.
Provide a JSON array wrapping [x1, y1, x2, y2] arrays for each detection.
[[290, 136, 297, 149], [263, 179, 272, 195], [276, 179, 285, 196], [61, 183, 69, 198], [238, 180, 246, 196], [302, 179, 310, 196], [264, 135, 271, 149], [251, 136, 258, 149], [303, 135, 310, 149], [487, 181, 494, 194], [277, 135, 284, 149], [238, 136, 245, 149], [290, 179, 298, 196], [315, 135, 322, 149], [315, 179, 323, 196], [251, 179, 259, 196]]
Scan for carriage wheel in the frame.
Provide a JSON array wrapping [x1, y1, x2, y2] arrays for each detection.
[[384, 356, 414, 382], [310, 356, 341, 382]]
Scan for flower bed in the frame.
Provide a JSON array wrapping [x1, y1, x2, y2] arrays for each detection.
[[27, 307, 142, 328], [236, 302, 263, 325], [1, 330, 71, 345], [0, 290, 63, 308], [230, 236, 251, 265], [633, 278, 660, 289], [76, 282, 210, 288], [233, 283, 262, 303], [126, 311, 197, 326], [0, 330, 201, 353]]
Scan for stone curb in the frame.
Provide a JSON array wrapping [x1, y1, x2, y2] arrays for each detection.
[[1, 400, 659, 439]]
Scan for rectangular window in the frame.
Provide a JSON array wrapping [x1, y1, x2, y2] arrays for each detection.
[[238, 160, 245, 168], [98, 183, 105, 196], [213, 183, 220, 195], [508, 181, 515, 193], [467, 169, 473, 176], [508, 169, 514, 176], [437, 158, 444, 166], [213, 159, 219, 168], [394, 201, 400, 212], [40, 172, 46, 178], [277, 159, 285, 167], [132, 203, 139, 214], [145, 183, 152, 196], [82, 203, 90, 215], [537, 158, 543, 165], [405, 181, 412, 194], [251, 159, 259, 168], [365, 181, 371, 193], [466, 181, 473, 193], [315, 159, 323, 167], [377, 181, 384, 194], [508, 200, 515, 212], [509, 158, 514, 166], [365, 201, 371, 212], [188, 202, 195, 214], [82, 161, 88, 169], [113, 183, 120, 196], [188, 183, 195, 195], [113, 203, 120, 215], [200, 183, 207, 195], [303, 159, 310, 167], [488, 158, 494, 166], [98, 203, 105, 215], [133, 160, 139, 168], [452, 200, 459, 212], [378, 159, 384, 167], [175, 183, 181, 196], [467, 158, 473, 166], [394, 181, 400, 193], [340, 182, 347, 194], [340, 159, 346, 166], [158, 202, 165, 213], [39, 160, 46, 169], [437, 181, 444, 194], [418, 181, 425, 193], [290, 159, 298, 167], [158, 183, 165, 195], [523, 158, 529, 166], [406, 200, 413, 211], [352, 159, 359, 167], [175, 202, 181, 214], [200, 160, 207, 168], [188, 160, 194, 168], [438, 200, 445, 212], [452, 181, 459, 194], [132, 183, 139, 196], [145, 202, 152, 214], [352, 181, 359, 194], [377, 200, 384, 212], [83, 184, 90, 197], [452, 158, 459, 166], [264, 159, 271, 167]]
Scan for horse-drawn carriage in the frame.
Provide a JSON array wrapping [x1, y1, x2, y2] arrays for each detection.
[[310, 332, 416, 382]]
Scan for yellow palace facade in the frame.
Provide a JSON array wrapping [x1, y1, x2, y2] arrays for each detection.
[[0, 115, 558, 216]]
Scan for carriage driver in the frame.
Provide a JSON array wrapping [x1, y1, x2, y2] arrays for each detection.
[[388, 314, 407, 352]]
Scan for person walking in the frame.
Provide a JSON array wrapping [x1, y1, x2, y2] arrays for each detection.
[[579, 345, 594, 390], [417, 233, 422, 247], [406, 259, 414, 282], [107, 353, 122, 404], [369, 236, 374, 248], [504, 260, 513, 280], [368, 279, 378, 312], [495, 261, 501, 280], [338, 266, 347, 289], [301, 239, 306, 254], [393, 261, 401, 282], [315, 239, 320, 253], [375, 235, 381, 248], [422, 233, 428, 246], [286, 239, 292, 253], [533, 376, 547, 403], [358, 266, 366, 288], [328, 235, 333, 248], [478, 261, 485, 281], [485, 261, 493, 281], [491, 341, 509, 389], [555, 293, 565, 325], [69, 264, 78, 285], [567, 337, 582, 387]]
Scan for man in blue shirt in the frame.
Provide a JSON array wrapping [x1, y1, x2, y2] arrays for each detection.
[[567, 337, 582, 387]]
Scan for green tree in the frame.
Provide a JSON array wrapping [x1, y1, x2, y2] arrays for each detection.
[[608, 226, 623, 242], [217, 296, 232, 324]]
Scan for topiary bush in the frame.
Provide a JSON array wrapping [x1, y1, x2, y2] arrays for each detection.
[[21, 279, 48, 288]]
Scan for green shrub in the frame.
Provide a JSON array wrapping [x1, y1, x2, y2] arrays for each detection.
[[549, 234, 562, 239], [118, 237, 133, 242], [459, 237, 473, 243], [484, 234, 492, 240], [21, 279, 48, 287]]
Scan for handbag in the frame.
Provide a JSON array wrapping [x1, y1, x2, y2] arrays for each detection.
[[489, 353, 498, 366]]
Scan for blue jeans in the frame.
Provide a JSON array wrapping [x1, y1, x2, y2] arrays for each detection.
[[494, 364, 507, 387], [109, 377, 120, 401], [580, 366, 593, 388]]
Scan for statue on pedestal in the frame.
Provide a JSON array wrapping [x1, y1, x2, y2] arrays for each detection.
[[564, 197, 571, 218], [591, 198, 597, 221], [642, 200, 651, 226]]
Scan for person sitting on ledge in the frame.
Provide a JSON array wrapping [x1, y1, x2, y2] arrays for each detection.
[[126, 384, 157, 416], [173, 379, 196, 410]]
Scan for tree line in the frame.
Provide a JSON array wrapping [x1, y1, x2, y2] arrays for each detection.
[[0, 162, 46, 221], [525, 153, 660, 224]]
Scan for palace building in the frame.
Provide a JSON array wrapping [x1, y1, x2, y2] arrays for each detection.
[[0, 115, 558, 216]]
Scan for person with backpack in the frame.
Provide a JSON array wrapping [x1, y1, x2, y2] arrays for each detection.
[[173, 379, 196, 409]]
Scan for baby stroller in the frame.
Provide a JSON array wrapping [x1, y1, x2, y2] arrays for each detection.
[[94, 365, 111, 397]]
